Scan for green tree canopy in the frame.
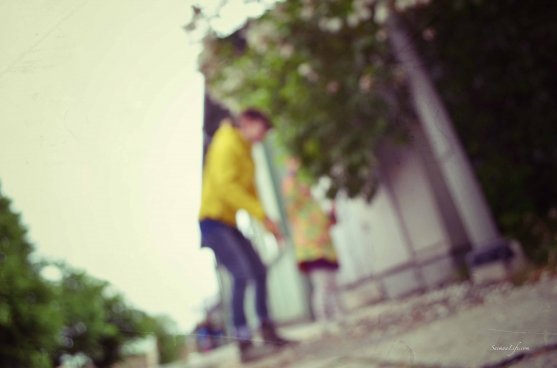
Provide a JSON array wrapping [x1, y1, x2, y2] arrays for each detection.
[[51, 265, 151, 367], [0, 187, 62, 367], [199, 0, 415, 199], [0, 185, 184, 367]]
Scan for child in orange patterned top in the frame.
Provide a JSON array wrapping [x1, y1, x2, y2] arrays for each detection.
[[282, 157, 345, 331]]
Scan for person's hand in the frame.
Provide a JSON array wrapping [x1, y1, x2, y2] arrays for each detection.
[[263, 217, 283, 241]]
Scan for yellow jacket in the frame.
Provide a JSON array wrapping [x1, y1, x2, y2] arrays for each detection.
[[198, 122, 265, 226]]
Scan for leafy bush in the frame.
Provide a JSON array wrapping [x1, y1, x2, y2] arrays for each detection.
[[51, 266, 149, 368], [0, 185, 184, 366], [0, 189, 62, 367]]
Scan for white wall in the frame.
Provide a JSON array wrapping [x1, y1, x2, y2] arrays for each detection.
[[331, 128, 465, 292]]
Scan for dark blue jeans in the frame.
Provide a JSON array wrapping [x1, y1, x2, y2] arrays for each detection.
[[200, 220, 269, 328]]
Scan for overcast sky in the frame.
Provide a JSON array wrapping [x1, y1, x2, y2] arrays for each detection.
[[0, 0, 266, 330]]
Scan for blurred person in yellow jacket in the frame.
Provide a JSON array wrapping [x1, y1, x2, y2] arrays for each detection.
[[198, 108, 294, 363]]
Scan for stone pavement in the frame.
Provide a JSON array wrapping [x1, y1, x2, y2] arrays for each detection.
[[175, 275, 557, 368]]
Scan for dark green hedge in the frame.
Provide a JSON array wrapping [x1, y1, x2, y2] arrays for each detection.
[[402, 0, 557, 263]]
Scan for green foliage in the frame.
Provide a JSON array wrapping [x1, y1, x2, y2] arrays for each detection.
[[52, 265, 150, 367], [50, 264, 185, 366], [0, 189, 62, 368], [0, 185, 182, 367], [402, 0, 557, 263], [199, 0, 414, 199], [142, 315, 185, 364]]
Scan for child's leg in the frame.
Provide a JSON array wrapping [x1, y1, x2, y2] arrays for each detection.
[[323, 270, 346, 323], [308, 269, 329, 322]]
